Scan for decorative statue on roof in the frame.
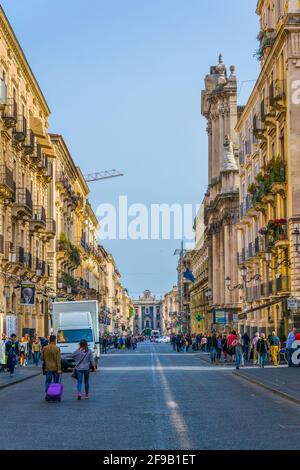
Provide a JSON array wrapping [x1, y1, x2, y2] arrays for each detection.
[[223, 135, 238, 171]]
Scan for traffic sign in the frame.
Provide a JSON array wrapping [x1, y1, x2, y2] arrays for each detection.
[[287, 297, 298, 310]]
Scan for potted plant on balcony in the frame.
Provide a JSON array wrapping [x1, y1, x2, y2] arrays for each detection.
[[259, 227, 268, 236], [248, 183, 257, 194]]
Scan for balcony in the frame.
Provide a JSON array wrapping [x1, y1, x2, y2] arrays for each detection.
[[239, 150, 245, 165], [0, 165, 15, 199], [244, 139, 252, 156], [36, 259, 50, 277], [0, 78, 7, 110], [13, 188, 33, 218], [275, 276, 290, 294], [2, 98, 17, 128], [253, 114, 266, 141], [13, 115, 27, 144], [270, 80, 286, 111], [46, 218, 56, 236], [237, 248, 246, 265], [31, 142, 43, 164], [30, 206, 46, 231], [22, 129, 35, 154]]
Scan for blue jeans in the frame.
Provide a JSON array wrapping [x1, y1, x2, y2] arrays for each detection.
[[235, 351, 242, 368], [287, 348, 294, 367], [243, 345, 250, 361], [210, 348, 217, 362], [77, 370, 90, 395], [33, 351, 40, 366], [259, 352, 267, 367], [45, 371, 59, 392]]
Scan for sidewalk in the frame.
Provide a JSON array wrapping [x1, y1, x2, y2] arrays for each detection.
[[0, 365, 41, 390], [234, 367, 300, 405]]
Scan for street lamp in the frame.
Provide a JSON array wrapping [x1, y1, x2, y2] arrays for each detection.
[[265, 249, 290, 270], [292, 227, 300, 254], [205, 288, 213, 300], [226, 269, 261, 291]]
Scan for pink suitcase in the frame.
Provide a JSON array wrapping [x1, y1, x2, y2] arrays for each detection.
[[46, 378, 63, 402]]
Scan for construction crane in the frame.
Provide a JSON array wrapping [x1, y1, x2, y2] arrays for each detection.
[[84, 169, 124, 183]]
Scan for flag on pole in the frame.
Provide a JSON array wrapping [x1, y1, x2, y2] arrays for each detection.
[[183, 268, 195, 283]]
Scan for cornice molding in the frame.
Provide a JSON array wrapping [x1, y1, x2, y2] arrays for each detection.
[[0, 7, 50, 117]]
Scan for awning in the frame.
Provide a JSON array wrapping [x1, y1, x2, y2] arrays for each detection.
[[30, 116, 53, 150], [240, 296, 288, 318], [30, 116, 44, 138]]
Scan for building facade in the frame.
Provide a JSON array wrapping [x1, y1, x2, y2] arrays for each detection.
[[133, 290, 162, 335], [0, 7, 55, 337], [190, 204, 210, 334], [0, 6, 128, 338], [201, 55, 241, 332], [235, 0, 300, 337], [161, 286, 179, 335]]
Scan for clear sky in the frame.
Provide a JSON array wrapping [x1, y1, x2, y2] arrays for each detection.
[[1, 0, 259, 299]]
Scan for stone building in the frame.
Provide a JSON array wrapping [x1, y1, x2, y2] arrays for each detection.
[[190, 204, 210, 334], [133, 290, 162, 335], [0, 6, 128, 338], [161, 286, 179, 335], [201, 55, 241, 332], [0, 6, 55, 337], [235, 0, 300, 337]]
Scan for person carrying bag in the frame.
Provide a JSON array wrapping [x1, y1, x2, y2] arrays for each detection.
[[71, 339, 96, 400]]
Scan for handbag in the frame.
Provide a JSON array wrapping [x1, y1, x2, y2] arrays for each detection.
[[71, 351, 88, 379]]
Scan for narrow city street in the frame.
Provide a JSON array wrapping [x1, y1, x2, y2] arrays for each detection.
[[1, 343, 299, 451]]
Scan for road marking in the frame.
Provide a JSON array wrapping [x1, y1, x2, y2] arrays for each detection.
[[152, 348, 191, 449]]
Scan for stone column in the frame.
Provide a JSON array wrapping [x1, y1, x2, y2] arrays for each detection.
[[224, 223, 230, 305]]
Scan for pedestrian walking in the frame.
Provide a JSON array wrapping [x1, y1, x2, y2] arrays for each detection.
[[32, 337, 42, 366], [233, 334, 243, 369], [5, 334, 20, 377], [216, 335, 222, 362], [19, 337, 28, 367], [201, 335, 207, 352], [24, 333, 31, 365], [171, 334, 176, 351], [0, 333, 7, 372], [222, 334, 228, 362], [257, 333, 268, 368], [241, 332, 250, 361], [286, 327, 297, 367], [102, 336, 108, 354], [175, 334, 181, 353], [71, 339, 96, 400], [181, 336, 186, 353], [227, 330, 236, 363], [210, 333, 218, 363], [252, 332, 260, 365], [269, 331, 280, 366], [41, 335, 61, 400]]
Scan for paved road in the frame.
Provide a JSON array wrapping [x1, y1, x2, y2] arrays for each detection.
[[0, 342, 299, 450]]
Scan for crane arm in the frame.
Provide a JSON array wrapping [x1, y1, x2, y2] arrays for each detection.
[[84, 169, 124, 182]]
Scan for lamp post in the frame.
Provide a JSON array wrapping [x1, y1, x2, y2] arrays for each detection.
[[225, 268, 261, 291], [174, 241, 186, 334], [292, 227, 300, 255], [265, 249, 290, 270]]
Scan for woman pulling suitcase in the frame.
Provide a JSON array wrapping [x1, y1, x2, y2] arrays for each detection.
[[71, 339, 97, 400]]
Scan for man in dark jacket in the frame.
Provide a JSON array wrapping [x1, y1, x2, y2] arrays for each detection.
[[242, 332, 251, 361], [5, 334, 20, 377], [257, 333, 269, 368]]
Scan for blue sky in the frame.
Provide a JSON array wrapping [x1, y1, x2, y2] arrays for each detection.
[[1, 0, 259, 298]]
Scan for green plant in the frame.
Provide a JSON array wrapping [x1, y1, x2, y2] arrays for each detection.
[[69, 244, 81, 267], [58, 232, 81, 267], [62, 272, 77, 288]]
